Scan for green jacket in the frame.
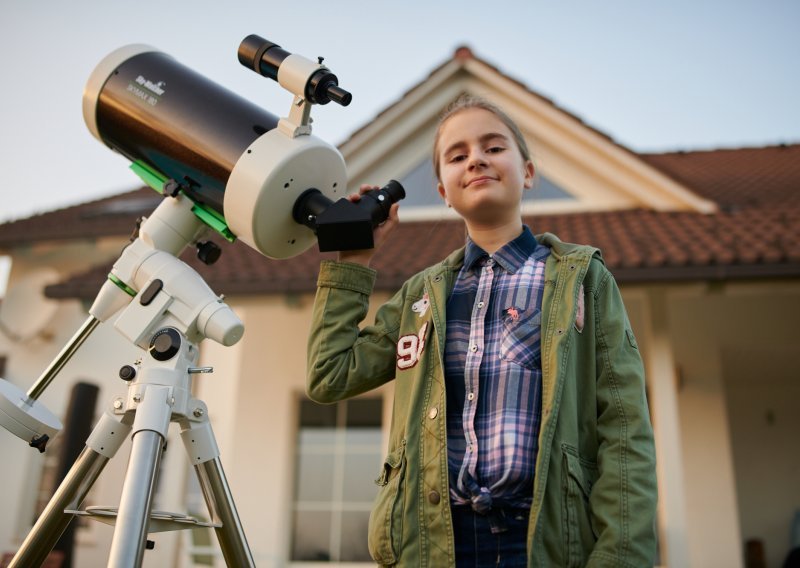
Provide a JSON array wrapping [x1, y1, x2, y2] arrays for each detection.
[[307, 233, 658, 567]]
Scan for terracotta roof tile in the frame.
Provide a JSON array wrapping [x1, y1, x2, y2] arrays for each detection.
[[641, 144, 800, 209], [0, 188, 160, 246], [44, 200, 800, 301]]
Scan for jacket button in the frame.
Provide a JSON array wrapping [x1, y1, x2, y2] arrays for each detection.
[[428, 407, 438, 419], [428, 491, 441, 505]]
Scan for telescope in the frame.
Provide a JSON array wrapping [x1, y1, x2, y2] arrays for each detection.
[[83, 34, 404, 258], [1, 36, 405, 567]]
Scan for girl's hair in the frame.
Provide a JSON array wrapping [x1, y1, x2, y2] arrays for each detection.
[[432, 93, 531, 180]]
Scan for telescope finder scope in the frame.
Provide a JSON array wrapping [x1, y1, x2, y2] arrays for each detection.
[[238, 34, 352, 106]]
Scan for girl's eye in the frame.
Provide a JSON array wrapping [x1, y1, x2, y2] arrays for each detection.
[[487, 146, 505, 154], [449, 154, 467, 162]]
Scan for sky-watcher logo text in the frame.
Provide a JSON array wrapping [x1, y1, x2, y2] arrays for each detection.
[[135, 75, 166, 96]]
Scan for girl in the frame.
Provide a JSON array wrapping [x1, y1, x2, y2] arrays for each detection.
[[306, 95, 658, 567]]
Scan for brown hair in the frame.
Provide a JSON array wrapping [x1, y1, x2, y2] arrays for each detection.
[[432, 93, 531, 180]]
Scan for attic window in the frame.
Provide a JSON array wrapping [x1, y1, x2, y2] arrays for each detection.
[[397, 158, 575, 209]]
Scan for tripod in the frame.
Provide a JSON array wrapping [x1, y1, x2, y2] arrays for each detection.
[[5, 194, 255, 567]]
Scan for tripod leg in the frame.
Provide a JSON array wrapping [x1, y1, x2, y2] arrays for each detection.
[[108, 385, 172, 568], [10, 447, 108, 568], [182, 420, 255, 567], [10, 410, 130, 567], [196, 458, 256, 567], [107, 430, 164, 567]]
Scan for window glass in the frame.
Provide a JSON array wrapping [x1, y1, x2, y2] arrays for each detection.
[[292, 398, 382, 563]]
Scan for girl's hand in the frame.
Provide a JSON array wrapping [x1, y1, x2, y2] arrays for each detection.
[[337, 184, 400, 267]]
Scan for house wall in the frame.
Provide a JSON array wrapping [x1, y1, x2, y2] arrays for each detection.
[[665, 282, 799, 568], [724, 345, 800, 568], [203, 293, 392, 567]]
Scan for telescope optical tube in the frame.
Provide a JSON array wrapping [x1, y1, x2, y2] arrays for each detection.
[[83, 43, 349, 259], [84, 45, 280, 216]]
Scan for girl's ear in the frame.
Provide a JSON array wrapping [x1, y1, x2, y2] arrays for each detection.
[[523, 160, 535, 189], [437, 182, 448, 205]]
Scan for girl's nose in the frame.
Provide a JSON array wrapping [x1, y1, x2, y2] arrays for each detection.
[[468, 151, 487, 169]]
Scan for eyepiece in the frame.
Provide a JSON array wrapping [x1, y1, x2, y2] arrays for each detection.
[[326, 84, 352, 106], [360, 180, 405, 223], [379, 180, 406, 203]]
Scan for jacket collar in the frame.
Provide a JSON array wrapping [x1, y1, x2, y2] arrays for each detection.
[[433, 231, 602, 277], [536, 232, 602, 265]]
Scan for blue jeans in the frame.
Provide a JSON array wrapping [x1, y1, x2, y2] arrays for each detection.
[[451, 506, 530, 567]]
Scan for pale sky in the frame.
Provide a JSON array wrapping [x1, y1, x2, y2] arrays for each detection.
[[0, 0, 798, 225]]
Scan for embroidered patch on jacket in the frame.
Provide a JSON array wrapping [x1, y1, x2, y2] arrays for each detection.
[[574, 284, 585, 333], [397, 321, 428, 370], [412, 293, 430, 317]]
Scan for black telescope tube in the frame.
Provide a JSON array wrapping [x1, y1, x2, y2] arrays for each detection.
[[90, 50, 279, 216]]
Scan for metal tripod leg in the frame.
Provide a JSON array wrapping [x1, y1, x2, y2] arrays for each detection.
[[182, 417, 255, 567], [107, 385, 171, 568], [9, 410, 130, 567], [107, 430, 164, 567]]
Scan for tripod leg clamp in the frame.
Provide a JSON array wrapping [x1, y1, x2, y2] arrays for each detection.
[[181, 420, 220, 464], [86, 410, 132, 458]]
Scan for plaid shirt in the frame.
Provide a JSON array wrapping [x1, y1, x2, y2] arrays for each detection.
[[444, 226, 549, 509]]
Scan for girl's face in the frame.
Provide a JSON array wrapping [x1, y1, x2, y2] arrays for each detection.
[[436, 108, 534, 227]]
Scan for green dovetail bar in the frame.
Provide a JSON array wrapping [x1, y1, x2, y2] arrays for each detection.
[[129, 161, 237, 243]]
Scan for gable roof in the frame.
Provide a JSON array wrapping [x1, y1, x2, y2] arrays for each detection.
[[339, 46, 717, 216]]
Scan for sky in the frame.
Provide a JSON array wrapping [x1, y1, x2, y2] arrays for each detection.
[[0, 0, 798, 225]]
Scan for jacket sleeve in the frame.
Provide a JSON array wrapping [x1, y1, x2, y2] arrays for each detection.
[[588, 267, 658, 567], [306, 260, 404, 403]]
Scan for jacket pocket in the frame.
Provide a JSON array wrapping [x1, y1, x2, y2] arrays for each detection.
[[561, 444, 599, 568], [499, 307, 542, 369], [368, 443, 406, 565]]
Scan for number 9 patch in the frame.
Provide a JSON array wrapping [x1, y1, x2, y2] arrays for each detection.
[[396, 322, 428, 370]]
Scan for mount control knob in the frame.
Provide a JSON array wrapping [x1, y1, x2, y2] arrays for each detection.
[[149, 328, 182, 361], [119, 365, 137, 381]]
